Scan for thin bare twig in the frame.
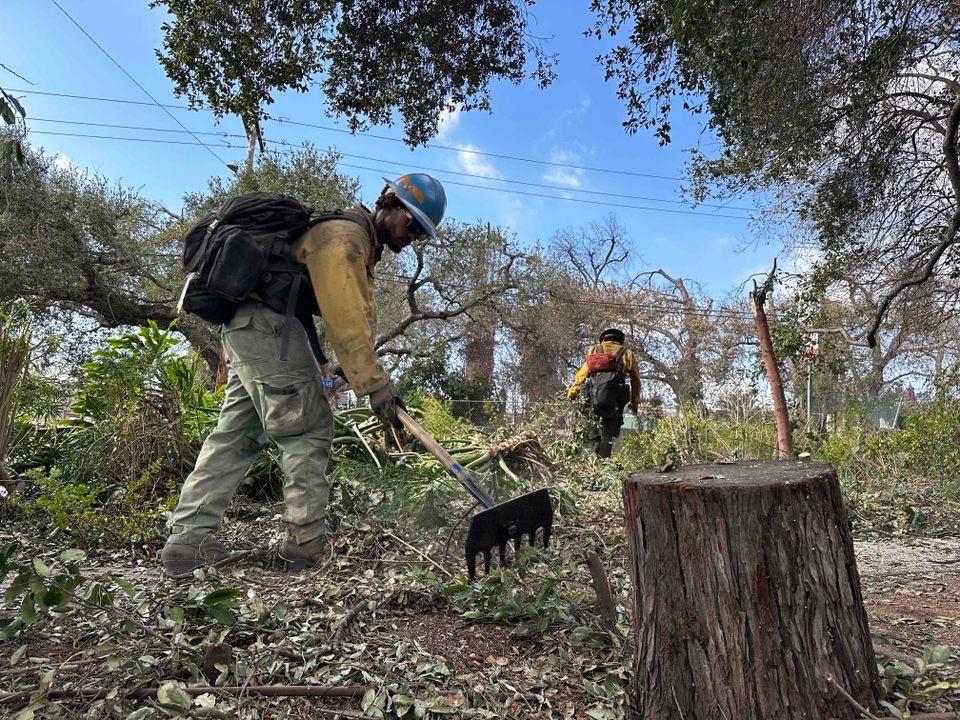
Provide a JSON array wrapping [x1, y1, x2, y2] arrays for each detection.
[[824, 675, 879, 719]]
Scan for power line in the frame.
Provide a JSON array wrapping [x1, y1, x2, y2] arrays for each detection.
[[46, 2, 229, 169], [27, 116, 754, 211], [28, 130, 752, 219], [12, 86, 683, 181], [273, 116, 685, 181]]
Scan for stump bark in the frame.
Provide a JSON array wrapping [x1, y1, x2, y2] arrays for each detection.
[[624, 460, 880, 719]]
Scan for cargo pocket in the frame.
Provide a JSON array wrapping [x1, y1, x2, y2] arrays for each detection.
[[258, 376, 326, 438], [223, 307, 281, 366]]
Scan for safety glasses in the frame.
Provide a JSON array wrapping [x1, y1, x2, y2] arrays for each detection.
[[401, 207, 427, 240]]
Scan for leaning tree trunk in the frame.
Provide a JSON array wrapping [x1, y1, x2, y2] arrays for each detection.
[[624, 460, 880, 719]]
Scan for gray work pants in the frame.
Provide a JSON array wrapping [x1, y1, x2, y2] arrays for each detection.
[[167, 302, 333, 546]]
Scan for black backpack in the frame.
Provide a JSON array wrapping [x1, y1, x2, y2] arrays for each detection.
[[586, 345, 630, 418], [177, 192, 370, 361]]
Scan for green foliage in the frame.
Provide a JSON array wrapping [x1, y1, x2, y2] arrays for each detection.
[[30, 467, 103, 534], [878, 645, 960, 717], [153, 0, 554, 147], [17, 322, 220, 547], [620, 402, 778, 470], [59, 321, 219, 486], [0, 89, 26, 168], [180, 145, 360, 221], [332, 455, 466, 530], [0, 544, 90, 640], [395, 353, 501, 425], [442, 546, 583, 634], [613, 401, 960, 531], [0, 300, 45, 483], [416, 394, 474, 442]]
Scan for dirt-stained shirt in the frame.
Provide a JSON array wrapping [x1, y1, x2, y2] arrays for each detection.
[[291, 212, 390, 396]]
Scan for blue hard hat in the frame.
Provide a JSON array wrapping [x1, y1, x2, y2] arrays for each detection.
[[382, 173, 447, 239]]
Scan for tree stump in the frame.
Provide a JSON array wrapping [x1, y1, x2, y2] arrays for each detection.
[[624, 460, 880, 719]]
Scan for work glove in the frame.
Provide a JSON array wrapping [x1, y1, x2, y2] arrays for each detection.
[[369, 381, 405, 429], [626, 403, 638, 416]]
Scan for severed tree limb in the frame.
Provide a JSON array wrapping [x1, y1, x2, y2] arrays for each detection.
[[585, 551, 622, 638], [749, 259, 793, 458]]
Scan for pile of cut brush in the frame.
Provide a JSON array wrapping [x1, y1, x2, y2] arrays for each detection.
[[331, 403, 555, 489]]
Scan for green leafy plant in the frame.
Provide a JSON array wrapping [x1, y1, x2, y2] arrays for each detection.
[[878, 645, 960, 717], [0, 543, 89, 639]]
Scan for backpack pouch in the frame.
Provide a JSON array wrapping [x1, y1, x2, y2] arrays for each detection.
[[205, 227, 269, 302]]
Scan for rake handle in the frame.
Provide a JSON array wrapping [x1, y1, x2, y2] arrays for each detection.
[[395, 408, 496, 509]]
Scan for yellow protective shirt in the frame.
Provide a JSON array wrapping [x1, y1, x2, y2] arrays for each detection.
[[292, 212, 390, 397], [567, 340, 642, 408]]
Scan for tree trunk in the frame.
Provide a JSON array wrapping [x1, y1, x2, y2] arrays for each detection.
[[464, 316, 496, 385], [750, 292, 793, 457], [624, 460, 880, 719]]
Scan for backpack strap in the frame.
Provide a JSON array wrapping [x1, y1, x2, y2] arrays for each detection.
[[271, 209, 375, 363], [613, 344, 627, 363], [308, 209, 375, 238]]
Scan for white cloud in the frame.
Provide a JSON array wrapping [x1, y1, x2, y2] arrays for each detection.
[[437, 106, 461, 141], [735, 246, 825, 295], [53, 152, 75, 172], [455, 143, 500, 180], [542, 148, 585, 190]]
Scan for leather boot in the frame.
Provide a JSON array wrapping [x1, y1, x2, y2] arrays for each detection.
[[161, 536, 239, 578], [278, 534, 328, 571]]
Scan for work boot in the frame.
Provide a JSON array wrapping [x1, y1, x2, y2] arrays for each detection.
[[278, 534, 328, 571], [161, 536, 239, 578]]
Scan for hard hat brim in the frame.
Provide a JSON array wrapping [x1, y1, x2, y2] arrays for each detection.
[[382, 177, 439, 238]]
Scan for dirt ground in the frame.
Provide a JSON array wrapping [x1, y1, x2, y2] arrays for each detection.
[[2, 522, 959, 718], [856, 535, 960, 649]]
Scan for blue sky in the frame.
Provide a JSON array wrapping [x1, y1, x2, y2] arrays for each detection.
[[2, 0, 787, 297]]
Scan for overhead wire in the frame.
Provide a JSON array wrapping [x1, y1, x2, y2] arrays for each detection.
[[27, 116, 754, 210], [28, 130, 752, 219], [45, 2, 230, 169], [12, 86, 681, 180]]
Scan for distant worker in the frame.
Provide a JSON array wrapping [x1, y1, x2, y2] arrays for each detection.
[[162, 174, 446, 577], [567, 328, 641, 458]]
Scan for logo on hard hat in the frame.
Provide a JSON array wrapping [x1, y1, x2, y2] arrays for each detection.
[[398, 175, 425, 203]]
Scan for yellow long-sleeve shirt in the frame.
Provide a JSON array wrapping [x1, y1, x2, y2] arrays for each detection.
[[292, 212, 390, 397], [567, 340, 641, 408]]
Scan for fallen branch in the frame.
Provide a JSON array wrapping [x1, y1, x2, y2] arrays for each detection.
[[332, 590, 400, 647], [824, 675, 879, 719], [585, 551, 621, 637], [384, 530, 452, 577]]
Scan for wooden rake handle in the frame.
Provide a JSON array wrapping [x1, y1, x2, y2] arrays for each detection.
[[395, 408, 496, 508]]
